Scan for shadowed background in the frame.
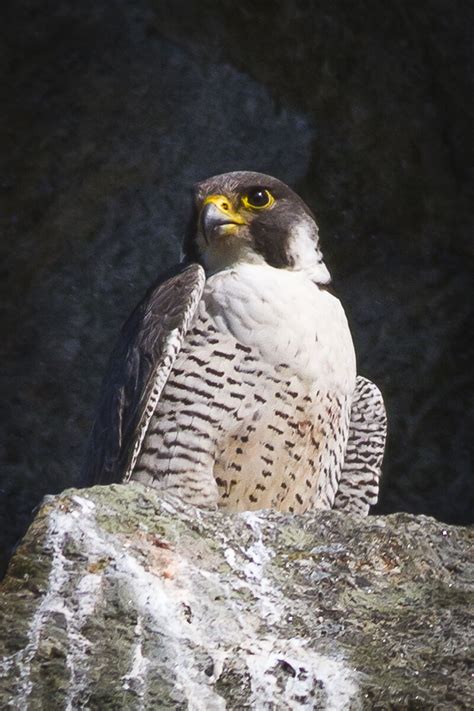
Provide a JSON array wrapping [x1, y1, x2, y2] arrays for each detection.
[[1, 0, 473, 575]]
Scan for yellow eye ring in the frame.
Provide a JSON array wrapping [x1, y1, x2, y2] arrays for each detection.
[[242, 188, 275, 210]]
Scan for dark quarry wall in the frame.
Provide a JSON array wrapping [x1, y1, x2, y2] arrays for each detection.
[[1, 0, 473, 575]]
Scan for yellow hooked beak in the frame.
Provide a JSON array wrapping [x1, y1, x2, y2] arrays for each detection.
[[200, 194, 246, 239], [203, 195, 246, 223]]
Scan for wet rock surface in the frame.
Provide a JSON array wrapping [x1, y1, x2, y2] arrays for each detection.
[[1, 0, 473, 572], [1, 485, 472, 709]]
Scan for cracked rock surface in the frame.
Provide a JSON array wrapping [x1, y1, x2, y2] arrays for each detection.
[[1, 484, 472, 709]]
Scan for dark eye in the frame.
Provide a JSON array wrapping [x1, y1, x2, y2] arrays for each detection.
[[242, 188, 275, 209]]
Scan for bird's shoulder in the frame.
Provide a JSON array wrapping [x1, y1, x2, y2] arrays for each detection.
[[81, 261, 205, 486]]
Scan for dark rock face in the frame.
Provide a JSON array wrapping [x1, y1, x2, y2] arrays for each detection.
[[1, 0, 473, 574], [0, 485, 472, 709]]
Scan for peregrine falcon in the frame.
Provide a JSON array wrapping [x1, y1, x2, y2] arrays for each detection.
[[83, 171, 386, 515]]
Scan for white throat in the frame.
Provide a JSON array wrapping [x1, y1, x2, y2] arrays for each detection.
[[201, 238, 267, 275], [203, 262, 356, 392]]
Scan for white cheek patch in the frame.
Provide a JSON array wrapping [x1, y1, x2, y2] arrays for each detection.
[[290, 218, 331, 285]]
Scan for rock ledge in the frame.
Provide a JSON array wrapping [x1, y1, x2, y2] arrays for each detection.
[[0, 484, 472, 709]]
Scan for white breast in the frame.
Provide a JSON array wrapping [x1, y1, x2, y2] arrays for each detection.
[[202, 264, 356, 394]]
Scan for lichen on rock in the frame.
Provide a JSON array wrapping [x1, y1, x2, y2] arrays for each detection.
[[0, 484, 472, 709]]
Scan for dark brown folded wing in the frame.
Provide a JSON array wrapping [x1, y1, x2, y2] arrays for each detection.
[[81, 263, 206, 486]]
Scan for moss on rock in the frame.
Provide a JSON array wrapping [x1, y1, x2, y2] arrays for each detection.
[[0, 485, 472, 708]]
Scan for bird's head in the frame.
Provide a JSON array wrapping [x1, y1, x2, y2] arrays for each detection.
[[183, 171, 331, 285]]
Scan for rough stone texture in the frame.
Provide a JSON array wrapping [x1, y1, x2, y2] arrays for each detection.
[[1, 485, 472, 709], [1, 0, 473, 575]]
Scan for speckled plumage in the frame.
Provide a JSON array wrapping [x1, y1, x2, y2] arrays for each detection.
[[84, 171, 387, 515], [133, 263, 355, 512]]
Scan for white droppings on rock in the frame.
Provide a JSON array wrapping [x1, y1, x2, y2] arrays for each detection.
[[73, 571, 103, 623], [9, 505, 77, 706], [70, 494, 96, 513], [121, 617, 149, 697], [240, 512, 275, 581], [217, 514, 361, 709], [2, 487, 471, 709], [0, 496, 121, 707], [1, 490, 362, 710], [223, 547, 237, 569], [38, 495, 227, 709], [245, 638, 359, 711], [239, 512, 280, 623], [64, 570, 104, 710], [110, 543, 230, 709]]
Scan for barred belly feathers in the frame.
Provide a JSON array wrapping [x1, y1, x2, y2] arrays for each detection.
[[83, 171, 387, 516]]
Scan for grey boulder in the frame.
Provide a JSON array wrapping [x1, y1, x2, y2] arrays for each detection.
[[0, 484, 472, 709]]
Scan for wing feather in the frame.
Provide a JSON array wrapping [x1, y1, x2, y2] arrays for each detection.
[[334, 375, 387, 515], [81, 263, 206, 486]]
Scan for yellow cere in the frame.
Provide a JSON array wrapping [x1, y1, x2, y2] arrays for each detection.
[[202, 194, 246, 224]]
